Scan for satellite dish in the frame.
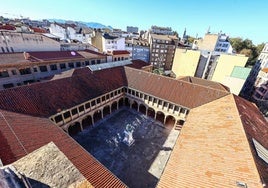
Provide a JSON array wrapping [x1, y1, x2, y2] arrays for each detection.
[[71, 51, 76, 56]]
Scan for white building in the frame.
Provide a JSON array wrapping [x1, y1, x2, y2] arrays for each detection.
[[0, 30, 60, 53], [102, 33, 125, 52], [49, 23, 92, 44], [49, 23, 67, 40]]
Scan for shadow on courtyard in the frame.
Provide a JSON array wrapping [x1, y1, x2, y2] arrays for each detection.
[[73, 108, 176, 188]]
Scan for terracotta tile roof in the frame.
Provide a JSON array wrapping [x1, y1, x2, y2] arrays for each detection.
[[0, 109, 126, 187], [0, 24, 16, 30], [0, 53, 32, 69], [28, 51, 84, 61], [178, 76, 230, 92], [112, 50, 130, 55], [124, 67, 229, 109], [262, 68, 268, 73], [30, 27, 47, 33], [127, 59, 151, 69], [158, 94, 263, 188], [0, 67, 127, 117], [234, 95, 268, 184], [84, 49, 107, 56]]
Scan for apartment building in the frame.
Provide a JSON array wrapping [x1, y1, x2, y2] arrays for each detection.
[[125, 39, 150, 62], [0, 30, 60, 53], [91, 31, 125, 52], [241, 43, 268, 99], [192, 33, 233, 53], [149, 33, 178, 70], [127, 26, 138, 33]]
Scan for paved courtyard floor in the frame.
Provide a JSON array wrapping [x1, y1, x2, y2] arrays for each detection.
[[73, 108, 180, 188]]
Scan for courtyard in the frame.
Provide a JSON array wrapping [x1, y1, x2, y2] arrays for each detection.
[[73, 108, 180, 188]]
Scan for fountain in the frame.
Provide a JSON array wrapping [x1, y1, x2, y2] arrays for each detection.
[[123, 124, 135, 146]]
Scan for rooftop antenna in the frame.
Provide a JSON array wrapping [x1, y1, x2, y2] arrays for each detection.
[[207, 26, 210, 34]]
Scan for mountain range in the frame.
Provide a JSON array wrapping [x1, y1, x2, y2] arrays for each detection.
[[47, 19, 113, 30]]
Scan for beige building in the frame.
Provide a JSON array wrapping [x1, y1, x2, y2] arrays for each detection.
[[0, 30, 60, 53], [192, 33, 233, 53], [172, 49, 201, 77], [211, 54, 248, 83]]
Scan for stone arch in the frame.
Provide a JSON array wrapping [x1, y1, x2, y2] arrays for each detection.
[[68, 122, 81, 136], [156, 111, 165, 124], [125, 97, 130, 107], [93, 110, 102, 123], [139, 103, 147, 115], [165, 115, 176, 128], [147, 107, 155, 119], [82, 115, 92, 129], [119, 98, 124, 107], [103, 105, 111, 117], [111, 101, 118, 112], [132, 100, 138, 111]]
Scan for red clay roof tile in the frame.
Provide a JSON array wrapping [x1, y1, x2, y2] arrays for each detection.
[[0, 109, 126, 187]]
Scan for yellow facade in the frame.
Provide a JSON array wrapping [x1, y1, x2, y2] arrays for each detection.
[[211, 54, 248, 83], [172, 49, 201, 78]]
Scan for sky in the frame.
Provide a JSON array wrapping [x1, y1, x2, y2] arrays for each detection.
[[0, 0, 267, 44]]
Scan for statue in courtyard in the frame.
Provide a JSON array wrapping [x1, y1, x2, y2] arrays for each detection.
[[123, 124, 135, 146]]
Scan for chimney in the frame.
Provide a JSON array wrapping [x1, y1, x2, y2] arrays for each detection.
[[23, 52, 30, 60]]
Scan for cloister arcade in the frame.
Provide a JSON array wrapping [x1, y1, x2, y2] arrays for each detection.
[[49, 87, 189, 136]]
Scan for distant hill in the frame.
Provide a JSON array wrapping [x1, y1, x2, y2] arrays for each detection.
[[47, 19, 113, 29]]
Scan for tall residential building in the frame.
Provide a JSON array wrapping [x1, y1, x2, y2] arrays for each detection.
[[125, 39, 150, 62], [149, 33, 178, 70], [127, 26, 138, 33], [241, 43, 268, 99], [150, 25, 174, 35], [192, 33, 233, 53], [0, 30, 60, 53]]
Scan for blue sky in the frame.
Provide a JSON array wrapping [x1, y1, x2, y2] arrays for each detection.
[[0, 0, 267, 44]]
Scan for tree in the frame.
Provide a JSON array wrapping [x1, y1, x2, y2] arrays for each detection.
[[256, 43, 265, 54], [230, 37, 265, 66], [187, 36, 195, 44]]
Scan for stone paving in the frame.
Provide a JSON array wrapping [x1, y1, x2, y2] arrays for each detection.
[[73, 108, 180, 188]]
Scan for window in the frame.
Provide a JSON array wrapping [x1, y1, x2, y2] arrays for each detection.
[[102, 96, 106, 101], [85, 61, 90, 66], [97, 60, 101, 64], [54, 115, 63, 123], [121, 57, 124, 60], [71, 108, 78, 115], [39, 65, 48, 72], [97, 98, 101, 104], [6, 47, 9, 53], [50, 64, 57, 71], [68, 62, 74, 68], [60, 63, 66, 69], [79, 106, 84, 112], [91, 60, 95, 65], [33, 67, 38, 72], [1, 47, 5, 53], [91, 100, 96, 106], [19, 68, 31, 75], [11, 70, 17, 75], [76, 62, 81, 67], [63, 111, 71, 119], [106, 94, 110, 99], [10, 47, 14, 52], [3, 83, 14, 89], [0, 70, 9, 78], [85, 102, 91, 109]]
